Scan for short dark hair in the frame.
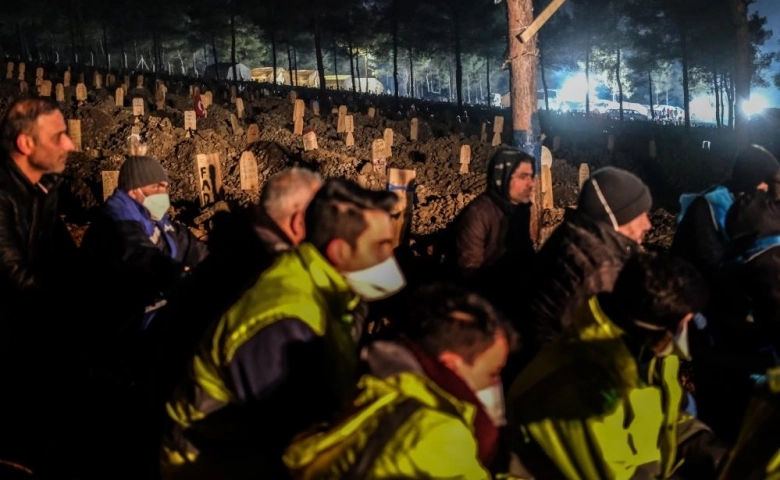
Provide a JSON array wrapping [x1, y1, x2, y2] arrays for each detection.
[[305, 178, 398, 252], [599, 252, 707, 336], [0, 97, 62, 154], [399, 283, 518, 364]]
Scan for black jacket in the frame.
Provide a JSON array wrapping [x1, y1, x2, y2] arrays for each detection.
[[0, 154, 76, 351], [525, 209, 639, 349]]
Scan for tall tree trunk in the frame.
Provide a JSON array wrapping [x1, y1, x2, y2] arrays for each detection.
[[617, 47, 624, 121], [355, 49, 362, 92], [714, 69, 721, 128], [648, 72, 655, 120], [293, 46, 299, 87], [211, 33, 219, 68], [585, 36, 591, 116], [332, 39, 339, 91], [408, 46, 414, 98], [230, 1, 238, 82], [681, 27, 691, 128], [729, 0, 751, 139], [69, 12, 78, 64], [540, 42, 549, 110], [271, 31, 278, 91], [453, 6, 463, 107], [347, 32, 356, 93], [486, 56, 491, 106], [102, 21, 110, 68], [506, 0, 541, 241], [391, 0, 399, 105], [726, 72, 735, 128], [287, 43, 294, 87], [313, 21, 327, 97], [119, 28, 126, 70]]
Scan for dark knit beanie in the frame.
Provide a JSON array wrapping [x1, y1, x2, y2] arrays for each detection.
[[118, 156, 169, 191], [729, 144, 779, 194], [578, 167, 652, 227]]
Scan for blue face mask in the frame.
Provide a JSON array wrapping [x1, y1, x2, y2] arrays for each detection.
[[143, 193, 170, 221]]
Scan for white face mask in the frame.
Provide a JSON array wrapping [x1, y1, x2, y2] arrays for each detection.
[[656, 321, 691, 360], [143, 193, 171, 221], [342, 255, 406, 301], [476, 382, 506, 427]]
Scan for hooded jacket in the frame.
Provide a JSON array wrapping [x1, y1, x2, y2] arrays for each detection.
[[453, 149, 534, 297]]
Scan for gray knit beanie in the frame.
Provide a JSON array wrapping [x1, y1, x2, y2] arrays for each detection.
[[118, 156, 169, 191], [578, 167, 652, 227]]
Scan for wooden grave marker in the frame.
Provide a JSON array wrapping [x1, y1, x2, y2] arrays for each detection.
[[246, 123, 260, 144], [136, 74, 144, 88], [368, 107, 376, 118], [106, 73, 115, 87], [541, 145, 553, 169], [541, 165, 554, 209], [293, 99, 305, 135], [18, 62, 25, 81], [35, 67, 43, 80], [115, 87, 124, 107], [410, 118, 419, 141], [63, 71, 71, 87], [55, 83, 65, 102], [5, 62, 12, 79], [371, 139, 388, 175], [459, 145, 472, 174], [94, 72, 103, 89], [202, 91, 212, 109], [289, 90, 297, 104], [578, 163, 590, 192], [184, 110, 197, 134], [194, 153, 222, 207], [492, 116, 504, 146], [101, 171, 119, 201], [132, 98, 145, 116], [75, 83, 88, 102], [345, 115, 355, 147], [337, 105, 347, 133], [68, 119, 82, 152], [230, 113, 243, 136], [78, 73, 85, 84], [387, 168, 416, 249], [39, 80, 52, 97], [239, 151, 259, 192], [230, 85, 237, 104], [155, 81, 166, 110], [19, 82, 28, 94], [383, 128, 394, 157], [311, 100, 320, 116], [303, 131, 318, 151], [236, 97, 245, 119], [124, 75, 130, 88]]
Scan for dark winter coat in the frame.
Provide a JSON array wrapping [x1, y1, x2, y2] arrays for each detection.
[[80, 189, 208, 336], [524, 209, 639, 349], [0, 154, 77, 351], [721, 190, 780, 351]]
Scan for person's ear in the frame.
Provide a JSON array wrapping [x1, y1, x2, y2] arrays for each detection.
[[15, 133, 35, 155], [438, 350, 465, 372], [290, 210, 306, 243], [325, 237, 352, 270]]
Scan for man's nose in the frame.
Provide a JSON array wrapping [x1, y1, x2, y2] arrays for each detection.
[[62, 134, 76, 152]]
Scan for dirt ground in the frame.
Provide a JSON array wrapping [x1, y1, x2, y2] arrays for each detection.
[[0, 80, 683, 251]]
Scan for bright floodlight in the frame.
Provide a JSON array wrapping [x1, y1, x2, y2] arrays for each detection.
[[742, 95, 768, 117], [559, 72, 595, 102]]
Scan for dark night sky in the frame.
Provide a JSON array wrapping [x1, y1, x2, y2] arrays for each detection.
[[752, 0, 780, 106]]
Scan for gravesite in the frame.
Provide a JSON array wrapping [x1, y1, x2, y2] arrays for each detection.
[[0, 0, 779, 478]]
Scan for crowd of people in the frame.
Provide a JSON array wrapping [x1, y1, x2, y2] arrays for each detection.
[[0, 96, 778, 479]]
